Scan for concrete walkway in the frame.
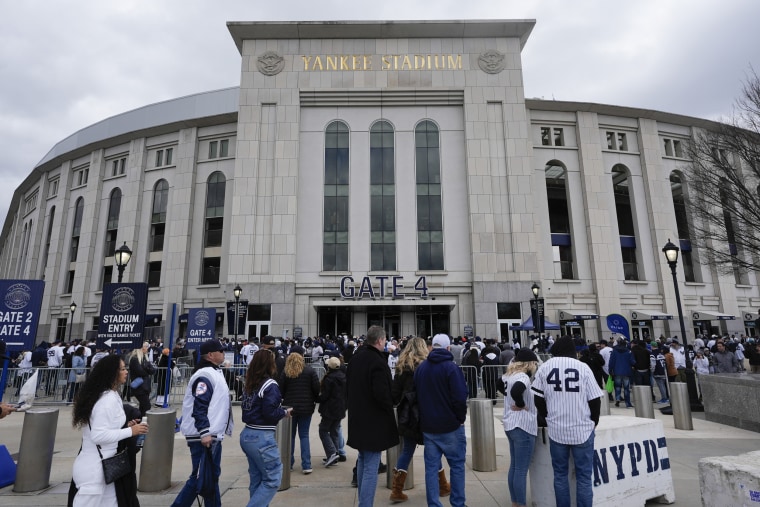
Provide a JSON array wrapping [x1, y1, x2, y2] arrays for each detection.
[[1, 402, 758, 506]]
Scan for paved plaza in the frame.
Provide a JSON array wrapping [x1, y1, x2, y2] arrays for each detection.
[[1, 402, 758, 506]]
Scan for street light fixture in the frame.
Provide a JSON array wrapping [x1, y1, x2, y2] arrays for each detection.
[[67, 302, 77, 344], [531, 282, 541, 337], [233, 285, 242, 345], [114, 242, 132, 283], [662, 239, 703, 411]]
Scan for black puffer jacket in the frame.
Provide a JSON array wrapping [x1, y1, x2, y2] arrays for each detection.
[[280, 364, 320, 417], [319, 369, 347, 420]]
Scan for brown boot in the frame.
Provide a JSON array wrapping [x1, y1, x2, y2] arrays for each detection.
[[390, 468, 408, 503], [438, 468, 451, 497]]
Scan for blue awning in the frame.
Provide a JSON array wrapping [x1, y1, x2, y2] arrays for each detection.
[[510, 315, 561, 331]]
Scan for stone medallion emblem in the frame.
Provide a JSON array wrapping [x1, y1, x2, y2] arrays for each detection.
[[256, 51, 285, 76], [478, 49, 506, 74]]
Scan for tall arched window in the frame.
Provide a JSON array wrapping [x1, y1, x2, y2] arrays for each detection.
[[612, 165, 639, 280], [415, 120, 443, 270], [148, 180, 169, 287], [669, 173, 696, 282], [545, 160, 574, 279], [67, 197, 84, 293], [16, 222, 28, 278], [370, 120, 396, 271], [720, 182, 748, 284], [105, 188, 122, 257], [203, 172, 226, 284], [323, 121, 349, 271], [40, 206, 55, 279]]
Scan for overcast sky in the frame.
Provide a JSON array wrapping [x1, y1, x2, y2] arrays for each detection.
[[2, 0, 759, 224]]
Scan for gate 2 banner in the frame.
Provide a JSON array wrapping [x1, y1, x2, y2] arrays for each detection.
[[97, 283, 148, 350], [0, 280, 45, 351], [187, 308, 216, 351]]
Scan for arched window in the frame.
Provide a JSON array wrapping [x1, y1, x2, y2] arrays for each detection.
[[415, 120, 443, 270], [67, 197, 84, 293], [16, 222, 28, 278], [148, 180, 169, 287], [40, 206, 55, 278], [612, 165, 639, 280], [323, 121, 349, 271], [545, 161, 574, 279], [720, 182, 748, 284], [202, 172, 226, 284], [370, 120, 396, 271], [105, 188, 122, 257], [669, 173, 696, 282]]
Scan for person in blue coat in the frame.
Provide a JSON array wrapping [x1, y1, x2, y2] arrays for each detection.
[[608, 338, 635, 408]]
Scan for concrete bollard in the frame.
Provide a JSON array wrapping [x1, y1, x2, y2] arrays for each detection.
[[670, 382, 693, 430], [138, 408, 176, 492], [276, 406, 292, 491], [14, 408, 59, 492], [600, 392, 611, 416], [386, 435, 414, 489], [469, 399, 496, 472], [633, 386, 654, 419]]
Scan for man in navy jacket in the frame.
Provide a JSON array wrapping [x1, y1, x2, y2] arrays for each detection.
[[414, 333, 468, 507]]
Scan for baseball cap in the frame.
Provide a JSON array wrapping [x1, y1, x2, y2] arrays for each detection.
[[325, 357, 341, 370], [431, 334, 450, 348], [515, 349, 538, 363], [200, 339, 224, 355], [261, 336, 276, 346]]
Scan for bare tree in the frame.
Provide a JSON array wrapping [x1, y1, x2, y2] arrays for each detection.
[[685, 69, 760, 276]]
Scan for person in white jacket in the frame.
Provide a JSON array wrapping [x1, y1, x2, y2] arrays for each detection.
[[71, 354, 148, 507]]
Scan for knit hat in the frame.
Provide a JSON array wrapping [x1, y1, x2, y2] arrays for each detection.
[[551, 336, 576, 358], [515, 349, 538, 363]]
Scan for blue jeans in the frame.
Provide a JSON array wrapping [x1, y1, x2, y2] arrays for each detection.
[[337, 423, 346, 457], [654, 377, 669, 401], [240, 427, 282, 507], [506, 427, 536, 505], [357, 450, 381, 507], [549, 432, 595, 507], [290, 413, 313, 470], [613, 375, 632, 406], [171, 439, 222, 507], [423, 426, 466, 507], [395, 435, 417, 471]]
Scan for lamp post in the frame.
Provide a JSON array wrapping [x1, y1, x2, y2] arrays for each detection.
[[114, 242, 132, 283], [531, 282, 542, 347], [67, 302, 77, 344], [662, 239, 703, 411], [233, 285, 242, 345]]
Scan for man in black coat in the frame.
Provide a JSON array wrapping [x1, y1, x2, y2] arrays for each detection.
[[346, 325, 398, 506]]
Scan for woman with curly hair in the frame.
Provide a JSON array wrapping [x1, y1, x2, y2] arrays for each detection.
[[389, 337, 449, 503], [70, 354, 149, 507], [280, 351, 320, 474], [240, 349, 292, 507]]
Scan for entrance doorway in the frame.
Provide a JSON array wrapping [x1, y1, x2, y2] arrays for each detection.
[[415, 306, 451, 339], [246, 321, 270, 341], [367, 309, 401, 339]]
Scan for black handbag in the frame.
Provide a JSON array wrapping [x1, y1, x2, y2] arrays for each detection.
[[97, 444, 131, 484], [89, 422, 131, 484]]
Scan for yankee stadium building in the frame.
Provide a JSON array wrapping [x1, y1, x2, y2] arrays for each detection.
[[1, 20, 757, 345]]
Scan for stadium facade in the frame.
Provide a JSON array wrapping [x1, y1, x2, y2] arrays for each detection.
[[1, 20, 757, 345]]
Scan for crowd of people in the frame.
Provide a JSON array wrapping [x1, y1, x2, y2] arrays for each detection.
[[3, 325, 760, 507]]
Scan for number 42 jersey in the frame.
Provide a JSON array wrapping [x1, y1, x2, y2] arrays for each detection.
[[531, 356, 604, 445]]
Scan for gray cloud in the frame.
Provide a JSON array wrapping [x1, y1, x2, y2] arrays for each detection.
[[1, 0, 759, 222]]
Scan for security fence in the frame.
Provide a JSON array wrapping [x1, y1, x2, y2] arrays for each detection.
[[3, 361, 503, 407]]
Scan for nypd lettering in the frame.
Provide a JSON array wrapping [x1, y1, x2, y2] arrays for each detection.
[[594, 437, 670, 486]]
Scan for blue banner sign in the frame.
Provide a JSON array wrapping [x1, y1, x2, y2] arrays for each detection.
[[606, 313, 630, 340], [226, 299, 248, 336], [187, 308, 216, 350], [97, 283, 148, 350], [0, 280, 45, 351]]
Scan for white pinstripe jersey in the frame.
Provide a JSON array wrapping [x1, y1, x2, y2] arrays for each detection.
[[501, 372, 538, 436], [531, 356, 603, 445]]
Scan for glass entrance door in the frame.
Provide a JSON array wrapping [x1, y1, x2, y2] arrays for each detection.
[[246, 321, 270, 341], [368, 309, 401, 340]]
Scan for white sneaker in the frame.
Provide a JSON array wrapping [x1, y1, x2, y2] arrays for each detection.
[[303, 468, 313, 474]]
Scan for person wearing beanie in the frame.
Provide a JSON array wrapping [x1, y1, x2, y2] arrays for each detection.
[[531, 335, 603, 507], [318, 356, 347, 468], [499, 348, 539, 507]]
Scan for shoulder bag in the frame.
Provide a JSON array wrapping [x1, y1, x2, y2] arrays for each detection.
[[129, 377, 144, 390], [89, 423, 131, 484]]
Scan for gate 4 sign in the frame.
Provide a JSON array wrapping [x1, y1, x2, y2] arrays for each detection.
[[187, 308, 216, 351], [97, 283, 148, 349], [0, 280, 45, 351]]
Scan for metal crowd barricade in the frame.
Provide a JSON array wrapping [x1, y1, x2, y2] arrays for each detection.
[[6, 367, 85, 405], [480, 365, 505, 403]]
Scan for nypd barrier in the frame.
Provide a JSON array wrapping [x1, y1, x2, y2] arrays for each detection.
[[529, 416, 675, 506]]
